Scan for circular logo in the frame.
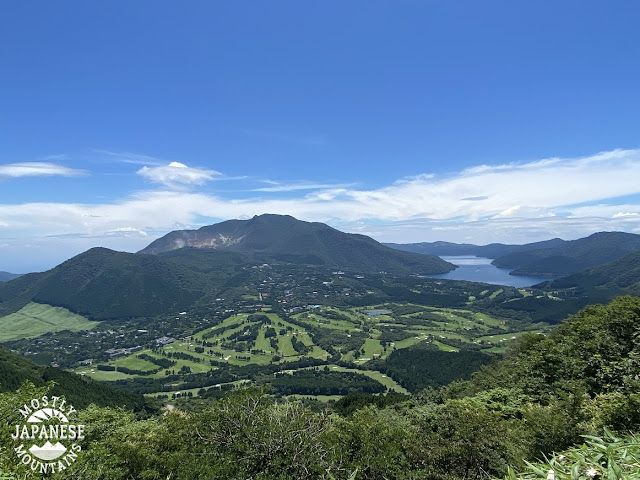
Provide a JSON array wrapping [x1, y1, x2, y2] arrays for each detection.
[[11, 396, 84, 474]]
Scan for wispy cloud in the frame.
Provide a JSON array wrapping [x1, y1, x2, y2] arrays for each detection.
[[0, 162, 85, 178], [252, 181, 356, 192], [93, 149, 166, 166], [137, 162, 221, 188]]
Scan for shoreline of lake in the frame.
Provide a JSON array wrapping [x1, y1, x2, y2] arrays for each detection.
[[426, 256, 555, 288]]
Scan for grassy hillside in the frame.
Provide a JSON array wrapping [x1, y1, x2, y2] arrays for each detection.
[[0, 302, 98, 342]]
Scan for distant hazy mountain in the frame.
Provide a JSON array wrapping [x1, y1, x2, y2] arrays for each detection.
[[139, 214, 455, 276], [383, 241, 480, 256], [0, 271, 22, 282], [492, 232, 640, 276], [384, 238, 565, 259]]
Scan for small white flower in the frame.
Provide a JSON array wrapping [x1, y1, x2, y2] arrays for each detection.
[[586, 467, 599, 478], [557, 455, 566, 461], [547, 469, 555, 480]]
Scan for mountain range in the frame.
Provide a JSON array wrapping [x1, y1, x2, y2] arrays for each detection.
[[386, 232, 640, 277], [0, 215, 454, 319]]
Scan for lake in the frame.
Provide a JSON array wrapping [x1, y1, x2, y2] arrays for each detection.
[[427, 256, 551, 288]]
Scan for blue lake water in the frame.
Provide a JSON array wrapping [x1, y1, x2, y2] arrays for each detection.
[[427, 256, 551, 288]]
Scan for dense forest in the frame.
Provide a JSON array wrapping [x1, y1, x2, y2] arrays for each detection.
[[1, 295, 640, 479]]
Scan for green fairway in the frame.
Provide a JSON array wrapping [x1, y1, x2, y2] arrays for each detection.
[[113, 355, 158, 372], [360, 338, 384, 360], [253, 328, 274, 353], [0, 302, 98, 342], [278, 334, 297, 357], [75, 366, 137, 381]]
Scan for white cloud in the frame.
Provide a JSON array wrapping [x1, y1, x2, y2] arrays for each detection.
[[0, 162, 85, 178], [137, 162, 221, 188]]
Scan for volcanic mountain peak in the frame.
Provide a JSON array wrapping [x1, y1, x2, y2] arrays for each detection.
[[138, 214, 455, 275]]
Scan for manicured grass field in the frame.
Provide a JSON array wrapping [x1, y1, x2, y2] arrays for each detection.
[[0, 302, 98, 342], [295, 312, 354, 330], [253, 329, 274, 353], [277, 334, 297, 357]]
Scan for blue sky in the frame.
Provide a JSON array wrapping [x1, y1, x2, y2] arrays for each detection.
[[1, 1, 640, 272]]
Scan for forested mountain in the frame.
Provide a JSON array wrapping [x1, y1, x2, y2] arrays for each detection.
[[384, 238, 565, 258], [140, 214, 455, 275], [492, 231, 640, 276], [0, 247, 230, 319], [538, 248, 640, 298]]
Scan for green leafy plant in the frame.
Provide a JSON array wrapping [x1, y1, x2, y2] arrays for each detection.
[[502, 429, 640, 480], [327, 468, 358, 480]]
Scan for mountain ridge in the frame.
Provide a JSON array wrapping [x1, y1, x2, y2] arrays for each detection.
[[384, 238, 566, 258], [493, 231, 640, 276]]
